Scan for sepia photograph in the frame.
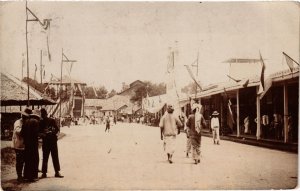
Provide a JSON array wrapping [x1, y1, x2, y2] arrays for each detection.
[[0, 1, 299, 190]]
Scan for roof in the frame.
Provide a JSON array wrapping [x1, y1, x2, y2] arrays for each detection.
[[223, 58, 262, 63], [269, 67, 299, 82], [1, 72, 56, 106], [188, 76, 261, 99], [100, 95, 131, 111], [118, 80, 145, 96], [45, 75, 86, 85], [84, 99, 106, 107]]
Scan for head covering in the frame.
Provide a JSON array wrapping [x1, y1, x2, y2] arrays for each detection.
[[41, 108, 47, 117], [167, 104, 174, 113], [30, 109, 41, 119], [212, 111, 219, 116], [19, 107, 32, 117]]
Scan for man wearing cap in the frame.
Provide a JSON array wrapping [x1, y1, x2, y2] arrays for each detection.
[[211, 111, 220, 145], [186, 103, 206, 164], [159, 104, 183, 164], [21, 109, 40, 182], [12, 108, 31, 181], [40, 108, 64, 178]]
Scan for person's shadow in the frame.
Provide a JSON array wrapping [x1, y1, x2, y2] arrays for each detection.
[[1, 178, 30, 191]]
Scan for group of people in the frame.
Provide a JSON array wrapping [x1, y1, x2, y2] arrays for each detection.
[[159, 103, 220, 164], [12, 107, 63, 182]]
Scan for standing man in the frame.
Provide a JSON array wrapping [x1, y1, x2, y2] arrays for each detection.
[[159, 104, 183, 164], [40, 108, 64, 178], [186, 104, 206, 164], [105, 116, 110, 132], [12, 108, 31, 181], [211, 111, 220, 145], [21, 109, 40, 182]]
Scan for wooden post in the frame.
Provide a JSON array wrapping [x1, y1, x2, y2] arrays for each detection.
[[236, 89, 240, 137], [256, 86, 261, 140], [25, 1, 30, 107], [283, 83, 289, 143]]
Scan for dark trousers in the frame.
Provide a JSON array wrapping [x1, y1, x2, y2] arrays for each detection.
[[105, 125, 110, 132], [42, 139, 60, 174], [15, 149, 25, 178]]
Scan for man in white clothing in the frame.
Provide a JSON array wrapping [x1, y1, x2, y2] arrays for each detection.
[[211, 111, 220, 145]]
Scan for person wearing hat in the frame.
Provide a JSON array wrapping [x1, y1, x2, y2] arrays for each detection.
[[12, 108, 32, 181], [186, 103, 206, 164], [21, 109, 41, 182], [159, 104, 183, 164], [40, 108, 64, 178], [211, 111, 220, 145]]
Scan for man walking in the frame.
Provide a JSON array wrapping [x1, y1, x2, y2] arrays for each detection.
[[12, 108, 31, 181], [186, 104, 206, 164], [105, 116, 110, 132], [159, 104, 183, 164], [40, 108, 63, 178]]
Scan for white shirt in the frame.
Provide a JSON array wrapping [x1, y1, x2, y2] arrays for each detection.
[[211, 117, 220, 129]]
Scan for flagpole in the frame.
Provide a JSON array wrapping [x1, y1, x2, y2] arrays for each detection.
[[60, 48, 63, 120], [25, 1, 30, 106], [40, 50, 43, 84]]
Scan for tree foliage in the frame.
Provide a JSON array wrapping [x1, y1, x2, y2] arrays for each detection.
[[181, 81, 198, 95], [22, 77, 56, 99], [84, 86, 108, 99], [130, 81, 166, 104], [107, 89, 117, 98]]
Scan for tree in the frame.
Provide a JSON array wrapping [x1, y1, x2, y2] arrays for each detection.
[[181, 81, 197, 95], [107, 89, 117, 98], [96, 86, 108, 99], [84, 87, 97, 99], [130, 81, 166, 105], [22, 77, 47, 93]]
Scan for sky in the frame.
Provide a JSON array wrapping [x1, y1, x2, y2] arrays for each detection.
[[0, 1, 299, 92]]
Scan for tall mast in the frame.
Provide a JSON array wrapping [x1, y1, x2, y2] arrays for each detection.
[[25, 1, 30, 106]]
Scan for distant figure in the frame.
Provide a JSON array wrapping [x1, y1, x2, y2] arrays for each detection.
[[211, 111, 220, 145], [273, 113, 283, 140], [105, 116, 110, 132], [159, 104, 183, 164], [21, 109, 40, 182], [244, 116, 250, 134], [12, 108, 31, 182], [40, 108, 64, 178], [113, 116, 117, 125], [186, 104, 206, 164]]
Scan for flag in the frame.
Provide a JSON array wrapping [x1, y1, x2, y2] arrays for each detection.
[[34, 64, 37, 81], [47, 36, 51, 61], [184, 65, 203, 91], [223, 88, 235, 123], [258, 52, 265, 95], [43, 70, 46, 79], [283, 52, 299, 72]]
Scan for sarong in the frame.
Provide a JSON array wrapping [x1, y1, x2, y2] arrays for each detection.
[[164, 135, 176, 155], [191, 133, 201, 160]]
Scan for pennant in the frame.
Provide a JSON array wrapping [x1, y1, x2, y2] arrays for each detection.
[[257, 52, 265, 95], [283, 52, 299, 72], [47, 36, 51, 61], [224, 88, 235, 123], [184, 65, 203, 91]]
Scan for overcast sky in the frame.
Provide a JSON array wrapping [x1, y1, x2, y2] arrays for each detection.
[[0, 1, 299, 92]]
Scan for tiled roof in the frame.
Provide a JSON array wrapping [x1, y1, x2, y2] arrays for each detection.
[[1, 72, 56, 106]]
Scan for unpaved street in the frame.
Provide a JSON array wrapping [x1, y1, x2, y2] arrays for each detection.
[[23, 123, 297, 190]]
